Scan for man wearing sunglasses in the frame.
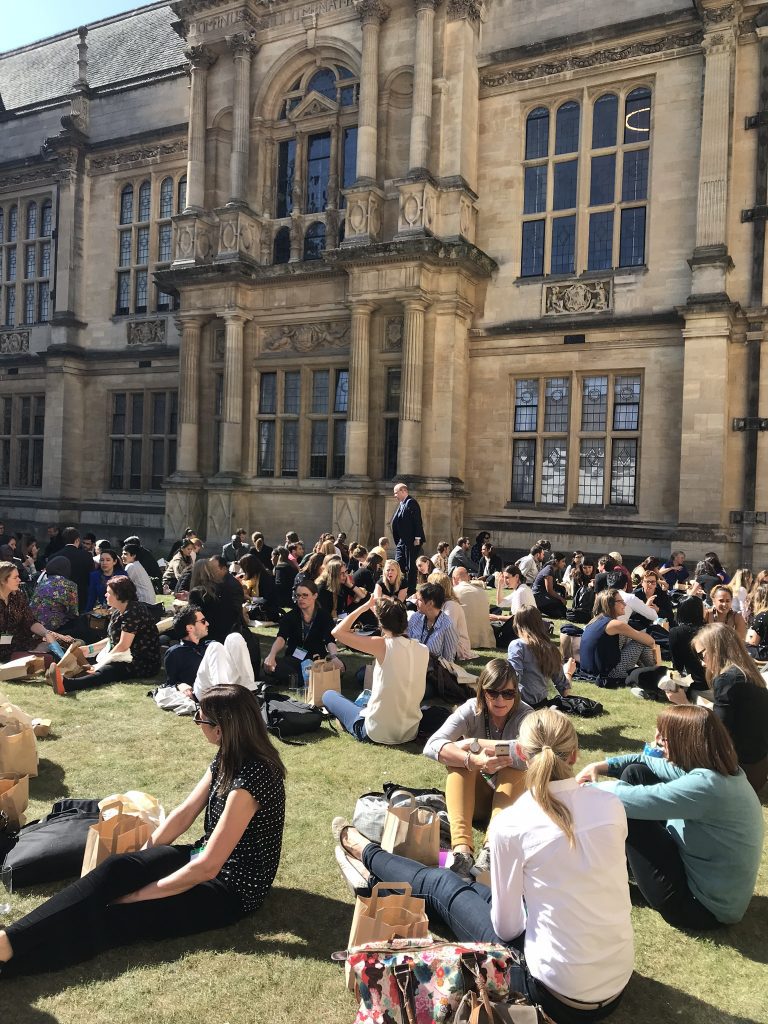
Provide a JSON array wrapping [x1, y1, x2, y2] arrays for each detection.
[[164, 606, 211, 699]]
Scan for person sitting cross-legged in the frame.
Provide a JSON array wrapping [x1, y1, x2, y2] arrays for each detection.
[[262, 579, 343, 686], [333, 708, 633, 1024], [163, 606, 256, 702], [579, 589, 659, 684], [321, 596, 429, 744], [423, 659, 532, 878]]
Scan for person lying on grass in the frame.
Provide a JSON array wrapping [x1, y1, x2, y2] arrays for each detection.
[[0, 684, 285, 977], [576, 704, 763, 929]]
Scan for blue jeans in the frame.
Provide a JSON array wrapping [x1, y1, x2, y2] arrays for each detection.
[[360, 844, 626, 1024], [322, 691, 368, 741]]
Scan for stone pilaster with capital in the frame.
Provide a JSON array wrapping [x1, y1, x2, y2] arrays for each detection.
[[409, 0, 439, 174], [227, 33, 259, 207], [218, 313, 246, 476], [398, 297, 429, 476], [345, 301, 376, 477], [446, 0, 482, 22], [355, 0, 389, 184], [184, 45, 217, 212]]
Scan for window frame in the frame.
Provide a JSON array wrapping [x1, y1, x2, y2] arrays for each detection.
[[0, 196, 52, 328], [0, 394, 45, 490], [107, 388, 178, 493]]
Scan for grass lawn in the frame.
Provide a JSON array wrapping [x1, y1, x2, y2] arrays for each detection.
[[1, 625, 766, 1024]]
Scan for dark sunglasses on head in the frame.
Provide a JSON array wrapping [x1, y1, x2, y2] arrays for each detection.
[[485, 688, 517, 701], [193, 708, 216, 727]]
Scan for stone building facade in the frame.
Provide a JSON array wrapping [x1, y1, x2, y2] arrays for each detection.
[[0, 0, 767, 564]]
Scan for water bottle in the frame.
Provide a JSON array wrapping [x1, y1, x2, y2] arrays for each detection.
[[48, 639, 66, 660], [354, 688, 372, 708]]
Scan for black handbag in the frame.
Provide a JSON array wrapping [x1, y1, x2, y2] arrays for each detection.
[[2, 798, 101, 888]]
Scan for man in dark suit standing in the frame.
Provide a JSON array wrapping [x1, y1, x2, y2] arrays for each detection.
[[60, 527, 100, 613], [390, 482, 425, 592]]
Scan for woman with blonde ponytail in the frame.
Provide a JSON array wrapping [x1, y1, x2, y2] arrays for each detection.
[[333, 707, 633, 1024]]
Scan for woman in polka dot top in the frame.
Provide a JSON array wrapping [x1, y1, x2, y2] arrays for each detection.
[[0, 685, 286, 976]]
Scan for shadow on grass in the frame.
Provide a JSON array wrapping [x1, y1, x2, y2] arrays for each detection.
[[621, 973, 762, 1024], [702, 894, 768, 964], [32, 758, 69, 801], [575, 724, 646, 753]]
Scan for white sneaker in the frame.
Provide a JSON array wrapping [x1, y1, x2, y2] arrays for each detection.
[[630, 686, 652, 699], [656, 675, 679, 693]]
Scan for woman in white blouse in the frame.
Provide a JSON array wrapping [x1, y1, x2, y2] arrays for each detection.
[[428, 570, 472, 660]]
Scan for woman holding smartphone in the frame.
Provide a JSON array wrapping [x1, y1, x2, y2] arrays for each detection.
[[422, 659, 532, 877]]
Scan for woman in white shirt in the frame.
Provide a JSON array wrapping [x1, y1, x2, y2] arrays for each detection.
[[428, 570, 472, 660], [490, 565, 536, 648], [333, 708, 633, 1024]]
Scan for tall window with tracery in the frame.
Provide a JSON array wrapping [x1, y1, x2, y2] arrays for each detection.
[[521, 86, 651, 278], [0, 198, 52, 327]]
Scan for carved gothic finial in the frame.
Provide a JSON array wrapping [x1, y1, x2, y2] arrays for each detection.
[[446, 0, 482, 22], [73, 26, 89, 90], [184, 44, 218, 70], [355, 0, 390, 26], [227, 31, 259, 58]]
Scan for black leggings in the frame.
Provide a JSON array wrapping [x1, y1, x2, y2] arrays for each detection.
[[620, 763, 721, 930], [3, 846, 242, 975], [63, 661, 155, 692]]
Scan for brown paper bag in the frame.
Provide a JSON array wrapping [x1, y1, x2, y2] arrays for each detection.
[[81, 800, 152, 876], [0, 772, 29, 829], [0, 698, 35, 729], [0, 656, 43, 682], [346, 882, 430, 987], [381, 791, 440, 866], [306, 658, 341, 707], [0, 719, 38, 777]]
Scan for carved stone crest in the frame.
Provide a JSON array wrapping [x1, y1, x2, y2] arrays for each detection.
[[0, 330, 30, 354], [212, 328, 226, 361], [543, 280, 611, 316], [384, 316, 403, 351], [446, 0, 482, 23], [263, 321, 350, 352], [127, 320, 167, 345]]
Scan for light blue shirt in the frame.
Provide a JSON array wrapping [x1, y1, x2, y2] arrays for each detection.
[[506, 638, 568, 706]]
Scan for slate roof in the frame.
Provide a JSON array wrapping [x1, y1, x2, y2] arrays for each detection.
[[0, 2, 186, 112]]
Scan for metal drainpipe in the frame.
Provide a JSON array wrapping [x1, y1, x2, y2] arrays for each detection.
[[741, 31, 768, 568]]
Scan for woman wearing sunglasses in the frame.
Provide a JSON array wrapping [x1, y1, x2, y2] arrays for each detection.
[[335, 708, 633, 1024], [0, 685, 285, 977], [423, 659, 532, 877], [576, 705, 762, 928]]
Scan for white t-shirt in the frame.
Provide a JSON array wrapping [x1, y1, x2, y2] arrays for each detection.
[[363, 636, 429, 745], [490, 779, 633, 1003], [125, 560, 157, 605], [500, 584, 536, 614], [443, 599, 472, 660]]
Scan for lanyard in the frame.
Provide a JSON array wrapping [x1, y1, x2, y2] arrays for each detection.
[[420, 611, 441, 645], [301, 611, 316, 643]]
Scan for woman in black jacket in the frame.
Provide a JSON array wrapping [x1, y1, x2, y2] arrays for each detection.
[[568, 559, 596, 624], [667, 596, 707, 689], [272, 547, 298, 609]]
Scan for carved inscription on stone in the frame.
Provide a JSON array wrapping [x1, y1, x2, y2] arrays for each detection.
[[0, 330, 30, 354], [127, 320, 167, 345], [263, 321, 350, 352], [543, 280, 611, 316]]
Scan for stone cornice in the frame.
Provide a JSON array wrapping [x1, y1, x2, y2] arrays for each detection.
[[481, 29, 704, 89], [88, 137, 188, 174], [323, 236, 497, 278]]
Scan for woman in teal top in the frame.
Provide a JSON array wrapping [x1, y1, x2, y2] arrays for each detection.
[[577, 705, 763, 929]]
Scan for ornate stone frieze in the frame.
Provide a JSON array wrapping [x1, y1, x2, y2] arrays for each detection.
[[127, 320, 167, 345], [543, 280, 611, 316], [227, 30, 259, 56], [184, 44, 219, 69], [703, 4, 734, 25], [446, 0, 482, 23], [356, 0, 390, 26], [262, 321, 351, 352], [0, 330, 30, 354], [383, 316, 404, 351], [89, 139, 187, 173], [0, 166, 55, 192], [482, 31, 704, 88]]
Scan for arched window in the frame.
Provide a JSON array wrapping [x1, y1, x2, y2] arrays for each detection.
[[26, 202, 37, 240], [119, 185, 133, 225], [177, 175, 187, 213], [40, 200, 52, 237], [273, 226, 291, 264], [592, 93, 618, 149], [555, 101, 580, 155], [525, 107, 549, 161], [624, 88, 651, 142], [307, 68, 336, 101], [159, 177, 173, 218], [303, 222, 326, 260], [138, 180, 151, 221], [8, 206, 17, 242]]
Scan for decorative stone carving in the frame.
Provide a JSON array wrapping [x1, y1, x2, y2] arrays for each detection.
[[384, 316, 404, 351], [89, 139, 187, 173], [212, 328, 226, 361], [343, 186, 383, 243], [703, 4, 734, 25], [227, 30, 259, 56], [356, 0, 390, 26], [263, 321, 351, 353], [446, 0, 482, 22], [543, 280, 611, 316], [216, 207, 261, 262], [396, 179, 437, 236], [0, 167, 55, 192], [127, 320, 167, 345], [173, 213, 215, 265], [0, 330, 30, 354], [184, 44, 218, 69], [481, 32, 703, 88]]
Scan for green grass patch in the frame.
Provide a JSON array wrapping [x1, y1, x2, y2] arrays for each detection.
[[1, 625, 766, 1024]]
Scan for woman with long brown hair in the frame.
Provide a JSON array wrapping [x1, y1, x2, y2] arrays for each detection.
[[579, 589, 658, 682], [333, 707, 633, 1023], [578, 705, 763, 928], [705, 584, 747, 641], [0, 685, 285, 977], [507, 605, 575, 707]]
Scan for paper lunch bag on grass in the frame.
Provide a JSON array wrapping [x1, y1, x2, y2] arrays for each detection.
[[81, 801, 152, 876], [381, 790, 440, 866], [0, 772, 29, 829], [346, 882, 430, 988], [0, 719, 38, 778], [306, 658, 341, 707]]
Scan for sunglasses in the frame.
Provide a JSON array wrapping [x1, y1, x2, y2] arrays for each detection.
[[196, 616, 208, 624], [485, 688, 517, 701], [193, 708, 216, 727]]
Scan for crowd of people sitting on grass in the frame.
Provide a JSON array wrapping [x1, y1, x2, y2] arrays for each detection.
[[0, 502, 766, 1022]]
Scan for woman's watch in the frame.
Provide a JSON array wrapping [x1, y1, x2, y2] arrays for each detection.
[[469, 740, 481, 754]]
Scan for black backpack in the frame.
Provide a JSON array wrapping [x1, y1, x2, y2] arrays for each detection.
[[2, 798, 101, 888], [259, 692, 324, 740]]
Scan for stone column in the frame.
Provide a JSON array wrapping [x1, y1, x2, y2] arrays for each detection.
[[398, 297, 428, 475], [689, 27, 737, 295], [184, 45, 217, 213], [227, 34, 258, 207], [346, 301, 376, 476], [177, 315, 204, 474], [409, 0, 438, 175], [219, 313, 246, 475], [355, 0, 389, 182]]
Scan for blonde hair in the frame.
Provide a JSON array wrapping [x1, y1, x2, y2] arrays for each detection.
[[518, 709, 577, 847], [319, 540, 337, 557], [428, 570, 454, 600], [696, 622, 766, 688], [316, 557, 344, 597], [381, 559, 403, 590], [750, 582, 768, 617], [0, 560, 18, 589]]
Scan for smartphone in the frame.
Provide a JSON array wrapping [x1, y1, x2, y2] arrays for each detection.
[[495, 742, 512, 758]]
